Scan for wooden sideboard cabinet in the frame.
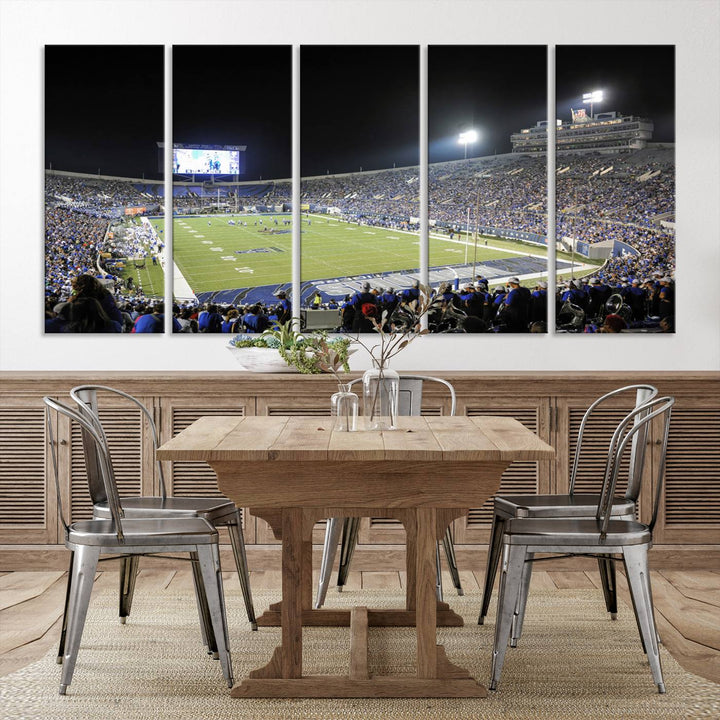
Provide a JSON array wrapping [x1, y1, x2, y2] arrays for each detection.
[[1, 372, 718, 569]]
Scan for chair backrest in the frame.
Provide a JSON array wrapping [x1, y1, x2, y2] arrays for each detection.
[[596, 395, 674, 535], [570, 384, 658, 500], [44, 396, 126, 541], [70, 385, 167, 501], [348, 374, 456, 417]]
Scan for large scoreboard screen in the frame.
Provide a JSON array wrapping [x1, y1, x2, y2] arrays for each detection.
[[172, 145, 245, 175]]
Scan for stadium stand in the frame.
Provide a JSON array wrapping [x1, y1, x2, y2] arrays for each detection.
[[44, 139, 674, 333]]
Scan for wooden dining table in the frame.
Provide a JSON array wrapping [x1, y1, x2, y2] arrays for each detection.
[[156, 414, 555, 698]]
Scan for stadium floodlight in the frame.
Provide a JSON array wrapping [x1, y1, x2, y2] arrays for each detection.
[[458, 129, 479, 159], [582, 90, 604, 119]]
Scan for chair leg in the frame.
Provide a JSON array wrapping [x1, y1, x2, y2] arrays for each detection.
[[435, 542, 444, 602], [118, 555, 140, 624], [226, 510, 257, 630], [623, 544, 665, 694], [59, 544, 100, 695], [197, 544, 234, 688], [597, 554, 618, 619], [57, 551, 75, 664], [489, 543, 527, 692], [479, 512, 506, 625], [441, 526, 464, 596], [337, 517, 361, 591], [191, 551, 217, 656], [510, 551, 534, 647], [315, 517, 343, 608]]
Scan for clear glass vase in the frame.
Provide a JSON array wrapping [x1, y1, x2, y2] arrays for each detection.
[[331, 383, 359, 432], [362, 365, 400, 430]]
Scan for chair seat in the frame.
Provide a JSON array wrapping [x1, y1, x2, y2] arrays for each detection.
[[94, 496, 237, 521], [496, 493, 635, 519], [68, 517, 218, 547], [504, 517, 651, 547]]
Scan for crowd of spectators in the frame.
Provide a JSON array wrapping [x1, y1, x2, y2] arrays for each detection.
[[45, 175, 150, 216], [45, 207, 110, 301], [44, 147, 675, 333], [326, 276, 546, 334], [299, 149, 675, 288]]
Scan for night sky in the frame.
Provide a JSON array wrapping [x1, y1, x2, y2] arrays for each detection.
[[45, 46, 164, 179], [45, 44, 676, 181], [556, 45, 675, 142], [173, 45, 292, 181], [429, 45, 547, 161], [301, 46, 419, 176]]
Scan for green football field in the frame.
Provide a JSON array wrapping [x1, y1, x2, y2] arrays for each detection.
[[152, 213, 563, 295]]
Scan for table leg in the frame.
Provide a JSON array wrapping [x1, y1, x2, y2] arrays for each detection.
[[233, 506, 485, 697], [236, 507, 304, 687], [281, 507, 303, 678], [415, 508, 438, 678]]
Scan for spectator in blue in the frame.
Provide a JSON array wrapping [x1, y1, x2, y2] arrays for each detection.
[[436, 282, 461, 309], [132, 303, 164, 333], [530, 281, 548, 324], [658, 277, 674, 319], [400, 280, 420, 304], [222, 308, 241, 333], [586, 278, 610, 319], [625, 279, 647, 321], [501, 277, 531, 332], [198, 303, 223, 332], [349, 282, 378, 333], [379, 287, 398, 315], [242, 304, 270, 333], [561, 279, 588, 310], [275, 291, 292, 325], [340, 294, 355, 332]]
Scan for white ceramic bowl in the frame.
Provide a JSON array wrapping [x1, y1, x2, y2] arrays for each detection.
[[227, 346, 298, 373]]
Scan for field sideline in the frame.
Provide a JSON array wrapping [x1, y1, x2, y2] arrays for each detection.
[[152, 213, 592, 296]]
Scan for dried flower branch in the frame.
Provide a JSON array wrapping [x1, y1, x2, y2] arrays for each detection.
[[348, 282, 436, 370]]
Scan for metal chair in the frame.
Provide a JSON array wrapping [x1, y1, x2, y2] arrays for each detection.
[[315, 374, 462, 609], [44, 396, 233, 695], [478, 384, 658, 626], [489, 395, 674, 694], [65, 385, 256, 636]]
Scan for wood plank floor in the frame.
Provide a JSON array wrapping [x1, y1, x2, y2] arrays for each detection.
[[1, 569, 718, 685]]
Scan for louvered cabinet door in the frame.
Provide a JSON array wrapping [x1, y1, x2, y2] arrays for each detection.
[[452, 398, 552, 544], [68, 396, 153, 522], [0, 395, 57, 543], [160, 396, 255, 543], [652, 399, 720, 543]]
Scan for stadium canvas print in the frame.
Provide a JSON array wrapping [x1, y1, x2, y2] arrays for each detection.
[[170, 45, 292, 334], [300, 45, 420, 334], [428, 45, 548, 333], [44, 45, 165, 334], [554, 45, 676, 334]]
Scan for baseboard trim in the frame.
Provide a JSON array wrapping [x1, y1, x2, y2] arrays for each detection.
[[1, 544, 718, 572]]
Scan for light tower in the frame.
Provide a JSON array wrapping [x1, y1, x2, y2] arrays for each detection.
[[458, 129, 478, 160], [582, 90, 604, 119]]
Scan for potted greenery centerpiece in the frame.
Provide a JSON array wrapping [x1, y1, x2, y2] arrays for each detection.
[[228, 323, 354, 375]]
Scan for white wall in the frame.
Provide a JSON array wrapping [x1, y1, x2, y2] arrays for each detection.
[[1, 0, 718, 372]]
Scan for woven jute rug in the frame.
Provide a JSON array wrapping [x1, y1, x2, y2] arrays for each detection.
[[1, 584, 718, 720]]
